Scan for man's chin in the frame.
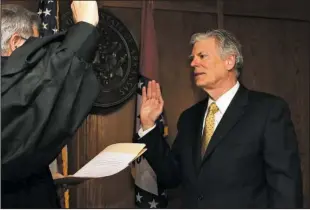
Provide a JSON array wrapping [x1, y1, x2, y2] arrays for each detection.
[[195, 81, 214, 91], [195, 80, 207, 88]]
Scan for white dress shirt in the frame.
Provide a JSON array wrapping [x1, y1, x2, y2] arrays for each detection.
[[202, 81, 240, 133], [138, 81, 240, 137]]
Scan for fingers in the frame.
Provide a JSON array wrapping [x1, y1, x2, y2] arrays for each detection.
[[146, 80, 159, 98], [155, 82, 160, 98], [151, 81, 157, 98], [142, 86, 147, 104], [144, 80, 163, 103], [156, 83, 164, 105], [147, 81, 152, 99]]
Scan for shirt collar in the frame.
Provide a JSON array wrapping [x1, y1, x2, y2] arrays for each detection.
[[208, 81, 240, 114]]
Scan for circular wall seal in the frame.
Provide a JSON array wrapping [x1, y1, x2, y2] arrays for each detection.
[[60, 9, 139, 108]]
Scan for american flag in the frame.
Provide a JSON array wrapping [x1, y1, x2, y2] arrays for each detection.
[[37, 0, 58, 37], [133, 0, 168, 208], [134, 76, 169, 208]]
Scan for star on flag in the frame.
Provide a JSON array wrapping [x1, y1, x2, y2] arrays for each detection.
[[148, 199, 159, 208], [52, 27, 58, 34], [42, 22, 48, 30], [37, 9, 42, 15], [38, 0, 58, 37], [138, 80, 144, 89], [43, 8, 51, 16], [136, 192, 143, 203]]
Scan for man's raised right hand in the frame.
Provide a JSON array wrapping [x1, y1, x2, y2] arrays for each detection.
[[140, 80, 164, 131]]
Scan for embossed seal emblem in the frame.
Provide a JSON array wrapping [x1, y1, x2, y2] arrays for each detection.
[[61, 9, 139, 108]]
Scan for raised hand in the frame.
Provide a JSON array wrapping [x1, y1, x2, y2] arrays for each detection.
[[71, 1, 99, 26], [140, 80, 164, 131]]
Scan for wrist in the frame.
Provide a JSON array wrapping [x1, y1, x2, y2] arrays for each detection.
[[141, 122, 155, 131], [75, 20, 97, 26]]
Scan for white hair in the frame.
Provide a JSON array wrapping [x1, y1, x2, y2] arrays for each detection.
[[190, 29, 243, 77], [1, 4, 41, 54]]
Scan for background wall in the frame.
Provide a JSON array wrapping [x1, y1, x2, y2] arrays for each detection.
[[3, 0, 309, 208]]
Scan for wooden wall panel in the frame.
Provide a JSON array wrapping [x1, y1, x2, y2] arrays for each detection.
[[223, 0, 310, 22], [1, 0, 36, 11], [68, 98, 137, 208]]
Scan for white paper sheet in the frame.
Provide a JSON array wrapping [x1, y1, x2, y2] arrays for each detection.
[[73, 152, 136, 178]]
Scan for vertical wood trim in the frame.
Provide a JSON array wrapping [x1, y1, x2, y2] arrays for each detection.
[[217, 0, 224, 28]]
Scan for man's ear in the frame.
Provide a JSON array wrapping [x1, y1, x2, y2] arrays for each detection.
[[9, 33, 24, 52], [225, 55, 236, 71]]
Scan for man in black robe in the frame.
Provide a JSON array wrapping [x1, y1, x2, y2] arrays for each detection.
[[1, 1, 100, 208]]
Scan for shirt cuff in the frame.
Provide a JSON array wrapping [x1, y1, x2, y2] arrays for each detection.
[[138, 125, 156, 138]]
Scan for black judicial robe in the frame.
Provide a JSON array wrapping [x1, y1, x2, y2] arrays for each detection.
[[1, 22, 100, 208]]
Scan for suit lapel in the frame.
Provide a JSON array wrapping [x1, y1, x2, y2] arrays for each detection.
[[201, 85, 249, 164], [192, 98, 209, 174]]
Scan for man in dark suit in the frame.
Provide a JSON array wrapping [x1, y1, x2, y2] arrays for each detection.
[[1, 1, 100, 208], [138, 29, 303, 208]]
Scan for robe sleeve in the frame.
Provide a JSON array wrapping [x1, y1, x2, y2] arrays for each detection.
[[1, 22, 101, 181]]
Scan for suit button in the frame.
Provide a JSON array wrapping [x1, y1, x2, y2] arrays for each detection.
[[198, 195, 204, 201]]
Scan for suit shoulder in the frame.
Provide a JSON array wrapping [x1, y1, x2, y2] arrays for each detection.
[[248, 89, 289, 109], [180, 99, 207, 118]]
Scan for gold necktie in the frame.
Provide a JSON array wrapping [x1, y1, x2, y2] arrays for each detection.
[[201, 102, 219, 158]]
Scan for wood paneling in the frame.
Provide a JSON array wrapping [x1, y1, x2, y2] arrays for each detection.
[[101, 1, 217, 14], [100, 0, 310, 22], [223, 0, 310, 22], [68, 98, 137, 208], [3, 0, 309, 22], [1, 0, 36, 11]]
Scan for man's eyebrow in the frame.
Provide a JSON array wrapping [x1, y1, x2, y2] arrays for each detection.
[[197, 52, 207, 56], [188, 52, 206, 59]]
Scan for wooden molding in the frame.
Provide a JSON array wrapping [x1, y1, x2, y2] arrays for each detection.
[[217, 0, 224, 28], [2, 0, 309, 22], [223, 0, 310, 22], [100, 0, 310, 22], [101, 1, 217, 14]]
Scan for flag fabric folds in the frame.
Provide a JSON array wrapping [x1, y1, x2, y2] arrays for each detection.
[[133, 0, 168, 208], [38, 0, 58, 36]]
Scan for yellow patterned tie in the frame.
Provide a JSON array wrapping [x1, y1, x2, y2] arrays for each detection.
[[201, 102, 219, 158]]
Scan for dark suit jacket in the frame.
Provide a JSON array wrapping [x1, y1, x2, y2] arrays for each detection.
[[139, 85, 303, 208]]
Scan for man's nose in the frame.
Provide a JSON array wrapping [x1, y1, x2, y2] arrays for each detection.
[[190, 58, 198, 67]]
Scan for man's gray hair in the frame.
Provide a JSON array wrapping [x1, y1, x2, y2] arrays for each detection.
[[1, 4, 41, 54], [190, 29, 243, 77]]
